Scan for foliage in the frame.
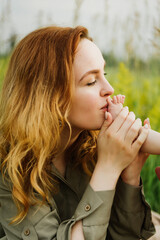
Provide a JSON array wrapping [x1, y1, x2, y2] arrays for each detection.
[[107, 60, 160, 213], [0, 55, 9, 88]]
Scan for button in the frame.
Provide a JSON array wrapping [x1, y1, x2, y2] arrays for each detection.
[[85, 204, 91, 211], [24, 229, 30, 236]]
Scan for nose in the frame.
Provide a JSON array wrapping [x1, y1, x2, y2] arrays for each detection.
[[100, 79, 114, 97]]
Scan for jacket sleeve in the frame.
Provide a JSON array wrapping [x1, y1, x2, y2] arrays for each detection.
[[107, 178, 156, 240]]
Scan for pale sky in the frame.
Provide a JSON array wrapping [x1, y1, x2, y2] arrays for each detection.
[[0, 0, 160, 60]]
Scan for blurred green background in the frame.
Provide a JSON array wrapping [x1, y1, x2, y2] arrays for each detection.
[[106, 55, 160, 214]]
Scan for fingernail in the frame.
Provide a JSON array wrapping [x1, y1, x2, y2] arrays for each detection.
[[147, 118, 150, 123], [105, 112, 108, 120], [144, 124, 148, 129]]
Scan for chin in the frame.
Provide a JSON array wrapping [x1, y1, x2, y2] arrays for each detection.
[[72, 118, 104, 131], [89, 119, 105, 130], [87, 123, 103, 131]]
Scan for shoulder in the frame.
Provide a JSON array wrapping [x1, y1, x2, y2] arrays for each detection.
[[0, 203, 60, 239], [0, 171, 60, 239], [0, 196, 59, 239]]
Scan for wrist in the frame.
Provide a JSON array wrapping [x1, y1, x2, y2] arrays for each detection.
[[90, 160, 121, 191]]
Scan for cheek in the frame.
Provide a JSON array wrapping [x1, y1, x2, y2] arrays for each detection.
[[72, 91, 97, 114], [68, 90, 104, 129]]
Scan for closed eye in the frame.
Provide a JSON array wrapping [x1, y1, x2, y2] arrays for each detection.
[[87, 80, 97, 86]]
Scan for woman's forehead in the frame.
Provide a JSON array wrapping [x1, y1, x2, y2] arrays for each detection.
[[75, 39, 101, 58], [73, 39, 105, 80]]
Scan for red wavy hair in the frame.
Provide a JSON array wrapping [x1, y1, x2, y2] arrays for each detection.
[[0, 26, 97, 223]]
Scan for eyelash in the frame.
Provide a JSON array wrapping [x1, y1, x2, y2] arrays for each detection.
[[86, 73, 107, 86], [87, 80, 97, 86]]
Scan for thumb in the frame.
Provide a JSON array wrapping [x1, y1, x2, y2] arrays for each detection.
[[155, 167, 160, 181], [100, 112, 113, 133]]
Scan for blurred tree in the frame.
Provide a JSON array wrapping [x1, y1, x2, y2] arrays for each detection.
[[7, 33, 17, 53]]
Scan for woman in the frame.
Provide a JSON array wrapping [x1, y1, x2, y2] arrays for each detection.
[[0, 26, 155, 239]]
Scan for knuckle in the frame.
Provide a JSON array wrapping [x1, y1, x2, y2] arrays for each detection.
[[119, 142, 128, 152], [116, 138, 122, 146], [123, 146, 132, 157], [136, 138, 143, 146], [131, 126, 138, 134], [126, 150, 132, 158], [121, 144, 127, 151], [106, 131, 112, 138]]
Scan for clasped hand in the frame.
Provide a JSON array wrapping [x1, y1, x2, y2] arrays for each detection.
[[97, 106, 149, 185]]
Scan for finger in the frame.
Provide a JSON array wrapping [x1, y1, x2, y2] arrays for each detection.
[[100, 112, 113, 134], [117, 111, 136, 138], [107, 107, 129, 134], [132, 126, 149, 152], [155, 167, 160, 181], [125, 118, 142, 145]]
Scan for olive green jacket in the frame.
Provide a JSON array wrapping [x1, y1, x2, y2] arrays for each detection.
[[0, 164, 155, 239]]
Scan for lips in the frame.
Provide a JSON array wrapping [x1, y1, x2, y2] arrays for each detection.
[[101, 104, 108, 111]]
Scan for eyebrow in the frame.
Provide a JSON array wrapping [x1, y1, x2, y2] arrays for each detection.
[[79, 61, 106, 82]]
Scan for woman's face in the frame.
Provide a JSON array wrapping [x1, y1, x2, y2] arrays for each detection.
[[68, 38, 114, 131]]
